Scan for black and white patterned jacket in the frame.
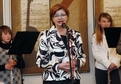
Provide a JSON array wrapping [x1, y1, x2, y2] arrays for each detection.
[[36, 26, 86, 81]]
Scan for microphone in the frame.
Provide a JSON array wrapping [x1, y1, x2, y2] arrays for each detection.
[[62, 23, 69, 30]]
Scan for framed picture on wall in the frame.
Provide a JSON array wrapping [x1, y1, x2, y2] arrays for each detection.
[[11, 0, 89, 75]]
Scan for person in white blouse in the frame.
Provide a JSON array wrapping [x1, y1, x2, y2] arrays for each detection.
[[92, 12, 121, 84]]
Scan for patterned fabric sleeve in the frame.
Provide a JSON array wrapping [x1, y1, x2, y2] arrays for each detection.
[[36, 30, 57, 72], [73, 31, 86, 68]]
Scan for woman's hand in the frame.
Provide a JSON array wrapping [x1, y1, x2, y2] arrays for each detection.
[[108, 62, 117, 72], [5, 59, 17, 70], [57, 59, 77, 72], [58, 62, 71, 72], [5, 63, 14, 70], [8, 59, 17, 66]]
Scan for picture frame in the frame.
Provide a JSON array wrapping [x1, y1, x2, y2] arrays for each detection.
[[11, 0, 89, 75]]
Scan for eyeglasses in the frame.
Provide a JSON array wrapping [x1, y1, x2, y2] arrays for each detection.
[[53, 14, 67, 18]]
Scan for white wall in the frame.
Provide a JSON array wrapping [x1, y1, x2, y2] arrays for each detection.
[[2, 0, 12, 28], [80, 0, 95, 84], [2, 0, 95, 84]]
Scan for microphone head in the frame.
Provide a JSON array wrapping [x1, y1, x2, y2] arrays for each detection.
[[61, 23, 66, 28]]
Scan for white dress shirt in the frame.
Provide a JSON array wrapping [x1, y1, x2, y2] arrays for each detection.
[[92, 34, 121, 70]]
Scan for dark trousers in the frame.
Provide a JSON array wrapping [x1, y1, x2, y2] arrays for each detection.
[[43, 79, 80, 84], [95, 68, 120, 84]]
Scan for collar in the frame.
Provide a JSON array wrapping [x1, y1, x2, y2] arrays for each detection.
[[0, 41, 11, 49]]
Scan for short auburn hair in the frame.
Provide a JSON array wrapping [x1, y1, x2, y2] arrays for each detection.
[[50, 4, 69, 25]]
